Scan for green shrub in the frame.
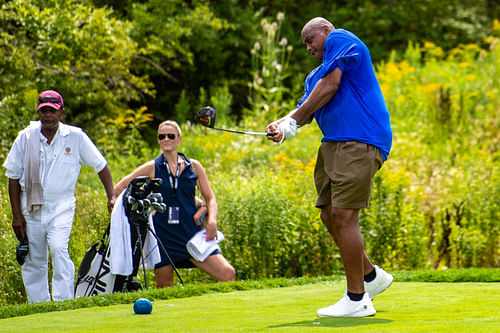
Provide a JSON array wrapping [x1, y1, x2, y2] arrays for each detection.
[[362, 168, 427, 270]]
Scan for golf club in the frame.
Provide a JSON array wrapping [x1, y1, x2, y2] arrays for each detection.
[[195, 106, 276, 136]]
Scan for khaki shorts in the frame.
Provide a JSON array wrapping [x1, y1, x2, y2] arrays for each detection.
[[314, 141, 383, 209]]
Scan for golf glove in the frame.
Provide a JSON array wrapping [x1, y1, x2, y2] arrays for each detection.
[[278, 117, 298, 144]]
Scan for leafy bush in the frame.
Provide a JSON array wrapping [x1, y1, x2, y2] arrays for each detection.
[[0, 0, 154, 139], [214, 170, 338, 279], [361, 168, 427, 270], [0, 184, 25, 305]]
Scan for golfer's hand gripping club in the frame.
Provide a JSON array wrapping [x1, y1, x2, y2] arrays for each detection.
[[278, 118, 298, 144], [266, 117, 298, 144]]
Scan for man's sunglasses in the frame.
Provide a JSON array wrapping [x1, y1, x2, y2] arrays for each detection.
[[158, 133, 176, 140], [39, 96, 62, 104]]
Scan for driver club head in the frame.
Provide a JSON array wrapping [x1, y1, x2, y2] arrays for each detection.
[[195, 106, 216, 128]]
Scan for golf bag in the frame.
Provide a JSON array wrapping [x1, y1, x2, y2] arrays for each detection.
[[74, 177, 167, 297]]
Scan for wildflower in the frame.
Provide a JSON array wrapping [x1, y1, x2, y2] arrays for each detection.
[[279, 37, 288, 47], [380, 83, 390, 97], [399, 60, 415, 74], [423, 83, 441, 95], [423, 41, 435, 49], [396, 95, 405, 105], [277, 12, 284, 21], [312, 222, 320, 231], [253, 74, 263, 85], [465, 74, 476, 82], [272, 61, 283, 72], [262, 67, 270, 77], [492, 18, 500, 30]]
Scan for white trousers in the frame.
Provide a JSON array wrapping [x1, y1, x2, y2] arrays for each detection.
[[22, 195, 76, 303]]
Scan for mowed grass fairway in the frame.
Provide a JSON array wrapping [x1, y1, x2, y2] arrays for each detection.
[[1, 281, 498, 333]]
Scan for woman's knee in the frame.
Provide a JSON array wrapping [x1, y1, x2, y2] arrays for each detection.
[[219, 265, 236, 282], [205, 258, 236, 282], [154, 266, 174, 288]]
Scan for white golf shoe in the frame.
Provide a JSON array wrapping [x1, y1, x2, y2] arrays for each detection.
[[364, 265, 393, 300], [317, 292, 376, 318]]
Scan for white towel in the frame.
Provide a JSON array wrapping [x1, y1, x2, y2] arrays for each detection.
[[109, 192, 161, 275], [186, 230, 225, 262], [24, 122, 42, 215]]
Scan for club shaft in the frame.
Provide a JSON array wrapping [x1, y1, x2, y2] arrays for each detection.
[[213, 127, 275, 136]]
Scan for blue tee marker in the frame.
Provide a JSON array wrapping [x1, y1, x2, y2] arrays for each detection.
[[134, 298, 153, 314]]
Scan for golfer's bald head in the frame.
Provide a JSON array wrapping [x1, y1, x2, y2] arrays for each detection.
[[301, 17, 334, 39]]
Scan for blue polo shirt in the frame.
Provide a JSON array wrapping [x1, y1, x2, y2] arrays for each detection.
[[297, 29, 392, 161]]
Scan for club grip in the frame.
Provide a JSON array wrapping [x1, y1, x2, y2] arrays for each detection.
[[266, 132, 277, 136]]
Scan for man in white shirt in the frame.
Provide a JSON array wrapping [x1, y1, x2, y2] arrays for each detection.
[[3, 90, 116, 303]]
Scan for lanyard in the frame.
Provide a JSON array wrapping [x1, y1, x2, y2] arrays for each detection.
[[164, 159, 181, 200]]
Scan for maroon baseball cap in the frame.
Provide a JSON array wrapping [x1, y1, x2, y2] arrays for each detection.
[[37, 90, 64, 111]]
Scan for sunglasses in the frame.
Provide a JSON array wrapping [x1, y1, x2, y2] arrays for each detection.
[[158, 133, 176, 140], [39, 96, 62, 104]]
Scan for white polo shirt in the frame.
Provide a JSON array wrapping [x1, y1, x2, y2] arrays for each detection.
[[3, 121, 107, 201]]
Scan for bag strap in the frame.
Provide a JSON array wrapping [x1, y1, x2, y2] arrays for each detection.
[[102, 223, 111, 243], [190, 158, 198, 177], [190, 158, 206, 207]]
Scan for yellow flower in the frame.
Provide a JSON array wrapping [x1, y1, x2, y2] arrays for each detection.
[[423, 83, 441, 95], [449, 47, 464, 60], [399, 60, 416, 75], [465, 74, 476, 82], [423, 41, 435, 48], [385, 62, 400, 76], [380, 83, 390, 97], [312, 222, 320, 231], [396, 95, 406, 105], [464, 44, 480, 53], [273, 151, 288, 163]]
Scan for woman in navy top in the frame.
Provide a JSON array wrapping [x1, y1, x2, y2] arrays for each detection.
[[114, 120, 235, 287]]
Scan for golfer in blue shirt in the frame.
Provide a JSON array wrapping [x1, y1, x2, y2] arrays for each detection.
[[267, 17, 393, 317]]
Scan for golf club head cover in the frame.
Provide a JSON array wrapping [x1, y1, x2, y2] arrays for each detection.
[[16, 238, 29, 265], [278, 117, 298, 144]]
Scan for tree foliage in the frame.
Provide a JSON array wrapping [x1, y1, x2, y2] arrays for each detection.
[[128, 0, 234, 123], [2, 0, 498, 133], [0, 0, 153, 148]]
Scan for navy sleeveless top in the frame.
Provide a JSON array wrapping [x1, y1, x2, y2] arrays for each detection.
[[153, 153, 200, 267]]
